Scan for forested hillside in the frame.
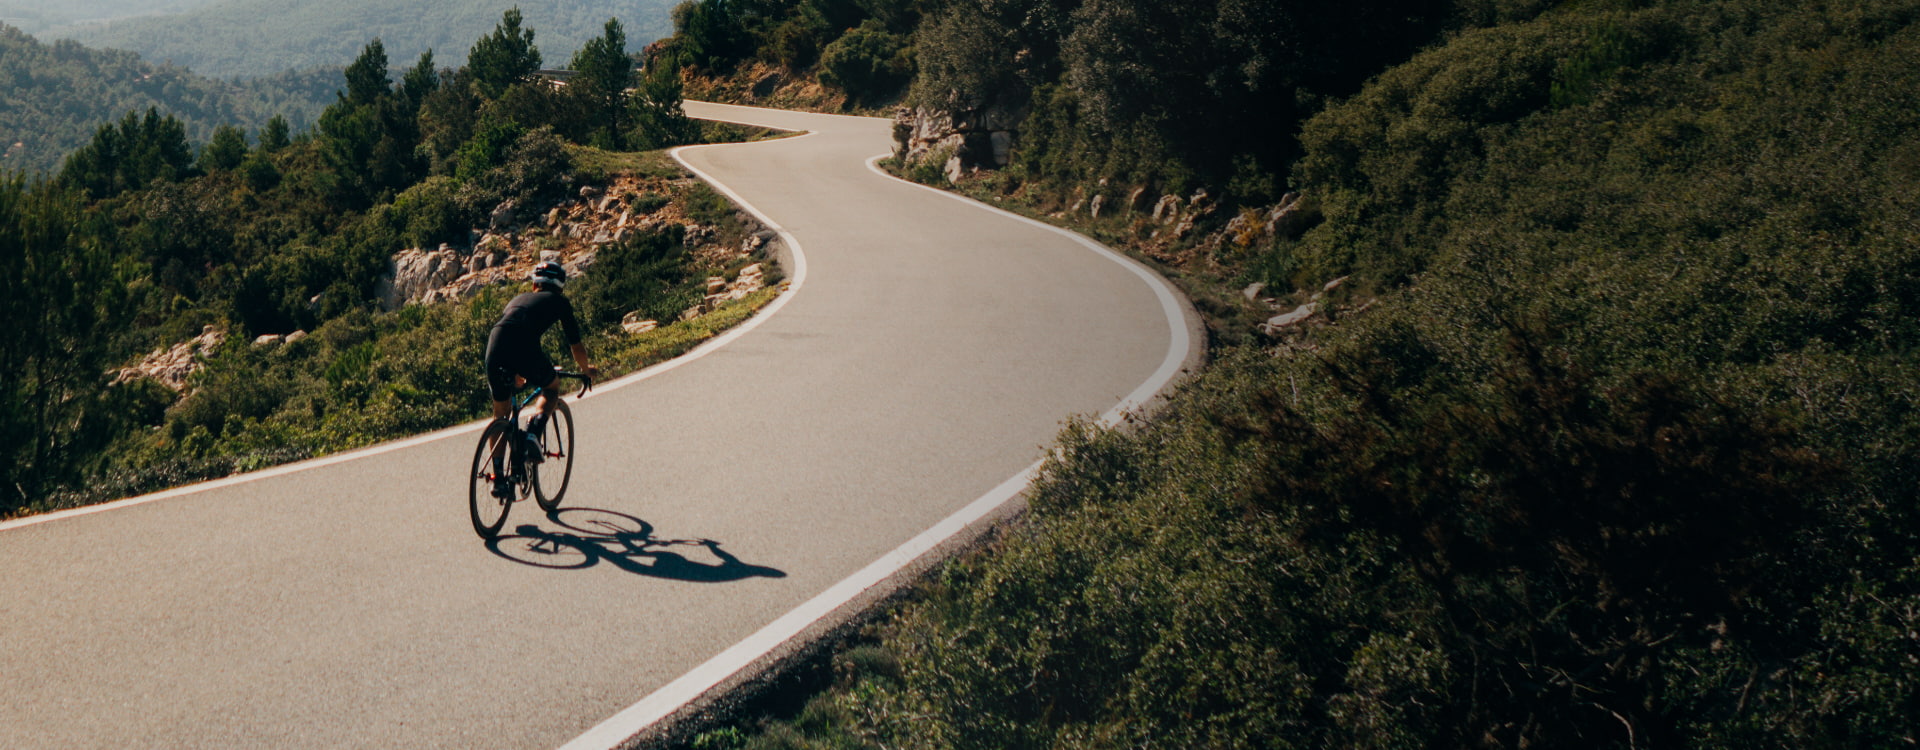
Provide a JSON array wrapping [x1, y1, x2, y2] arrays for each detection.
[[653, 0, 1920, 747], [0, 24, 336, 174], [44, 0, 677, 80], [0, 11, 779, 518]]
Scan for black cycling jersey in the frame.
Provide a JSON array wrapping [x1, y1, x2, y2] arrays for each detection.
[[484, 289, 582, 401], [493, 289, 582, 346]]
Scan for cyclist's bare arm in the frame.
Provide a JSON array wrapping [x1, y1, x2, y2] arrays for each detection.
[[569, 343, 596, 380]]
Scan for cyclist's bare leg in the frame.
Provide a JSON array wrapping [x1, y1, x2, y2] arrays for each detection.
[[491, 374, 528, 421], [531, 373, 560, 418]]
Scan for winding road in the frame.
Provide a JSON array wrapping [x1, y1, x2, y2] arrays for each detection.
[[0, 102, 1197, 749]]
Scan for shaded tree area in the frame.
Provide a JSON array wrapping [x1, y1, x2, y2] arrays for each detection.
[[0, 177, 150, 513], [658, 0, 1468, 198], [657, 0, 921, 103], [667, 1, 1920, 749], [1, 10, 719, 514], [58, 108, 197, 201], [908, 0, 1462, 199]]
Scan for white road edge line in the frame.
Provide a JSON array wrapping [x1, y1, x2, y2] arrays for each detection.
[[864, 155, 1192, 425], [0, 135, 819, 536], [556, 153, 1193, 750]]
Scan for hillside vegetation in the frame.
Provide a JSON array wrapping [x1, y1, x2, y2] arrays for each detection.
[[0, 11, 778, 517], [0, 23, 337, 174], [42, 0, 677, 80], [657, 0, 1920, 746]]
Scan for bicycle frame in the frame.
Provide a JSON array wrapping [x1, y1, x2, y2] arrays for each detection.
[[470, 370, 594, 537], [506, 371, 593, 428]]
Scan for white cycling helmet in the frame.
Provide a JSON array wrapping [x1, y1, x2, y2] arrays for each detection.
[[530, 261, 566, 290]]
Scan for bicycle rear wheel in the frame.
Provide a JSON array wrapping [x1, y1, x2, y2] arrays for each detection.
[[533, 399, 575, 512], [469, 419, 515, 538]]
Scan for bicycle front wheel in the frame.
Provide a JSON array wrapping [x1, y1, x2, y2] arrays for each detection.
[[533, 399, 576, 512], [469, 419, 515, 538]]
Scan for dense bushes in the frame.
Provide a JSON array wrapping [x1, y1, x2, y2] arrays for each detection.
[[690, 0, 1920, 747]]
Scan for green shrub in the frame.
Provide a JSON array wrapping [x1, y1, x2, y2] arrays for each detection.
[[630, 192, 671, 214], [817, 20, 913, 103], [762, 8, 831, 70], [910, 2, 1021, 107], [683, 181, 735, 226], [388, 176, 466, 248], [456, 125, 574, 220], [452, 117, 526, 184], [569, 225, 696, 326]]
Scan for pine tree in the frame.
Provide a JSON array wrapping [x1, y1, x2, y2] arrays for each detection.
[[401, 51, 440, 111], [630, 56, 694, 150], [343, 38, 390, 107], [257, 115, 291, 152], [570, 19, 634, 150], [469, 8, 542, 100], [198, 124, 249, 172]]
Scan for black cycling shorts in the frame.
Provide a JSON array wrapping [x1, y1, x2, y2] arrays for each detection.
[[484, 327, 557, 402]]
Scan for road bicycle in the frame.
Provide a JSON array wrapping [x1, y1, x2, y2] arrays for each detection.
[[467, 370, 592, 538]]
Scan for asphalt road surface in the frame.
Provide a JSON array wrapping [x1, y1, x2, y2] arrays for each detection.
[[0, 102, 1196, 749]]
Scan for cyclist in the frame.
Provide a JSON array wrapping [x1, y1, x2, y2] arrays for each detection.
[[485, 261, 598, 449]]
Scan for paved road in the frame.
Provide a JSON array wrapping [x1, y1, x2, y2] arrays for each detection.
[[0, 102, 1195, 749]]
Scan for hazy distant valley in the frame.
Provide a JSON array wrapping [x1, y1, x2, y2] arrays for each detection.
[[0, 0, 219, 35], [6, 0, 674, 79]]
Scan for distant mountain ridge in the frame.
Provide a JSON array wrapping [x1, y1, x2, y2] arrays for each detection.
[[0, 23, 338, 174], [40, 0, 677, 79], [0, 0, 222, 37]]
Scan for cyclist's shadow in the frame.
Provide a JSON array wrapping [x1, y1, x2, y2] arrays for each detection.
[[487, 506, 786, 582]]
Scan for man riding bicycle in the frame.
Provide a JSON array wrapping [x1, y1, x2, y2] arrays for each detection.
[[486, 261, 598, 431]]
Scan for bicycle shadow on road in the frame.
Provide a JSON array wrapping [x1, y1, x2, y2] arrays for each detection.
[[486, 506, 786, 582]]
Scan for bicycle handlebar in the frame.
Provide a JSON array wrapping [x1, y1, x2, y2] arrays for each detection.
[[554, 370, 595, 395]]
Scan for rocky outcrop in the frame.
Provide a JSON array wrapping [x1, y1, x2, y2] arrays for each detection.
[[1259, 303, 1319, 335], [716, 263, 766, 303], [679, 263, 769, 322], [1255, 277, 1361, 338], [376, 245, 466, 309], [1264, 192, 1313, 238], [366, 170, 788, 329], [114, 326, 225, 391], [370, 173, 767, 311], [751, 71, 784, 98], [621, 312, 659, 335], [894, 97, 1030, 182], [1125, 188, 1216, 239]]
